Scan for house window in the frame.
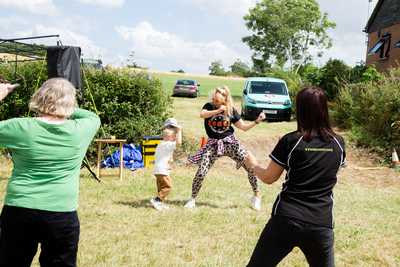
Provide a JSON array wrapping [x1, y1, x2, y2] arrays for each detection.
[[368, 32, 391, 59], [394, 40, 400, 48]]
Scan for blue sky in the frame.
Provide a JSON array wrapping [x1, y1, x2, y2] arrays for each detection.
[[0, 0, 378, 75]]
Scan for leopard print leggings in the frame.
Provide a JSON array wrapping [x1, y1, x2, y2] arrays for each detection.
[[191, 142, 259, 198]]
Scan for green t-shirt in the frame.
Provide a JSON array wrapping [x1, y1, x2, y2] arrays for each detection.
[[0, 108, 100, 212]]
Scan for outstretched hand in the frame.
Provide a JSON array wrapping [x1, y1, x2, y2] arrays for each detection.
[[0, 84, 11, 101], [257, 112, 266, 122]]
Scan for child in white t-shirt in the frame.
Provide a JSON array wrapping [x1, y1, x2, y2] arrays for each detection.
[[150, 119, 182, 210]]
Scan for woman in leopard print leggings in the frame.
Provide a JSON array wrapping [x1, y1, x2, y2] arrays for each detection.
[[185, 86, 266, 210]]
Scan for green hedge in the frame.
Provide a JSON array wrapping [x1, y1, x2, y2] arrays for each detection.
[[332, 67, 400, 163], [0, 60, 48, 120], [0, 60, 174, 159], [82, 66, 172, 144]]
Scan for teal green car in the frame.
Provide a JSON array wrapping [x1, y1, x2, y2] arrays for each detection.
[[241, 77, 292, 121]]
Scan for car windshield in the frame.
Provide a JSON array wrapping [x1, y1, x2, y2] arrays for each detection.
[[177, 80, 195, 86], [249, 81, 287, 95]]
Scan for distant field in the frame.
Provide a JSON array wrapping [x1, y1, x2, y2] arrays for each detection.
[[150, 72, 247, 99]]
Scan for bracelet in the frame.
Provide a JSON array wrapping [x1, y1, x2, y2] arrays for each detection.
[[254, 119, 259, 124], [249, 164, 257, 172]]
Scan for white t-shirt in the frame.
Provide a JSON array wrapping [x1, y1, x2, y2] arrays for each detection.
[[153, 140, 176, 175]]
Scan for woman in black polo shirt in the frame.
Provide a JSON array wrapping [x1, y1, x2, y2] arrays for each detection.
[[245, 86, 346, 267]]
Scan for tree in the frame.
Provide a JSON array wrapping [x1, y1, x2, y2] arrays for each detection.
[[229, 59, 250, 76], [171, 69, 185, 73], [251, 57, 272, 74], [208, 60, 227, 76], [242, 0, 336, 74], [349, 60, 367, 84], [319, 58, 351, 101]]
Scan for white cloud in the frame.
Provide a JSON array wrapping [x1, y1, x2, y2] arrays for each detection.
[[175, 0, 257, 17], [0, 14, 34, 31], [75, 0, 125, 8], [309, 32, 368, 68], [115, 21, 244, 73], [0, 0, 59, 15], [53, 16, 99, 34]]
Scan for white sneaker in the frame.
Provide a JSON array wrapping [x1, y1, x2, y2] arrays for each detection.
[[161, 202, 169, 209], [184, 197, 196, 208], [150, 198, 163, 211], [250, 195, 262, 210]]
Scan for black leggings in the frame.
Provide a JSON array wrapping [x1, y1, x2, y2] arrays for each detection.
[[191, 142, 259, 198]]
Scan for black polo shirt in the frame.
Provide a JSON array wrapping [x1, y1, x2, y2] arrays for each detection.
[[269, 131, 346, 228], [202, 103, 241, 139]]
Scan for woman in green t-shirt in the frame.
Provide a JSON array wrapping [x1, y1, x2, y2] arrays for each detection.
[[0, 78, 100, 267]]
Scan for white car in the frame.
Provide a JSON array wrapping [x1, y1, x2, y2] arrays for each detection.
[[241, 77, 292, 121]]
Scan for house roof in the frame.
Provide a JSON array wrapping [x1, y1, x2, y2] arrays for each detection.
[[365, 0, 400, 33]]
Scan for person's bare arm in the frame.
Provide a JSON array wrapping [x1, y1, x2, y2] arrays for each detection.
[[200, 105, 227, 118], [175, 125, 182, 146], [245, 150, 284, 184], [234, 112, 266, 132]]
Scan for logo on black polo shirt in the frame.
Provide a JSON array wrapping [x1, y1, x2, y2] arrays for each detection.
[[208, 114, 230, 134]]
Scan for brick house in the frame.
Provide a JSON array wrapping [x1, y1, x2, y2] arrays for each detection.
[[365, 0, 400, 74]]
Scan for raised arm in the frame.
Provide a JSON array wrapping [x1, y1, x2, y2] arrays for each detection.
[[175, 125, 182, 146], [200, 105, 227, 119], [234, 112, 266, 132]]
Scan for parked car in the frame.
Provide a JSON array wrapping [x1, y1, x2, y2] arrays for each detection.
[[241, 77, 292, 121], [172, 79, 200, 98]]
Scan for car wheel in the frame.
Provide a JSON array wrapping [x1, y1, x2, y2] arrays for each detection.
[[241, 105, 244, 116], [244, 107, 251, 120]]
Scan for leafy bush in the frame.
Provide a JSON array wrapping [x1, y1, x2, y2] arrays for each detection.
[[301, 64, 322, 86], [332, 66, 400, 163], [0, 59, 48, 120], [360, 64, 384, 83], [349, 60, 367, 84], [81, 66, 174, 157], [0, 60, 180, 160], [319, 58, 351, 101]]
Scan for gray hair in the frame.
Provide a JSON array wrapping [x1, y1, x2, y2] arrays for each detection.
[[29, 78, 77, 117]]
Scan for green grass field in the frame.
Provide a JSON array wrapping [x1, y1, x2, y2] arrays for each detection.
[[151, 72, 247, 99], [0, 73, 399, 266]]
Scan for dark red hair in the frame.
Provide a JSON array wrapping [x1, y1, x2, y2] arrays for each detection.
[[295, 87, 336, 142]]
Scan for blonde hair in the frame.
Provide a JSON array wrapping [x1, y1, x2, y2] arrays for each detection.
[[163, 127, 176, 138], [29, 78, 77, 117], [210, 86, 233, 119]]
